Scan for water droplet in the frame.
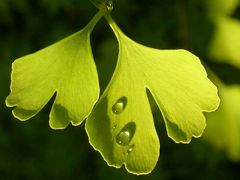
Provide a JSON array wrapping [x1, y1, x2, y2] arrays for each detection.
[[112, 124, 117, 130], [112, 97, 127, 114], [128, 146, 134, 153], [112, 102, 123, 114], [116, 131, 130, 146], [126, 144, 135, 156], [106, 1, 113, 11], [115, 122, 136, 146]]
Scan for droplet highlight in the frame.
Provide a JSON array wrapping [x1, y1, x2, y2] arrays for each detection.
[[112, 96, 127, 114]]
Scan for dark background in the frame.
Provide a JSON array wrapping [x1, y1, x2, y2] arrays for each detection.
[[0, 0, 240, 179]]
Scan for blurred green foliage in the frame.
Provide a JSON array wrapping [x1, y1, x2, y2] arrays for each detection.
[[0, 0, 240, 179], [204, 84, 240, 161]]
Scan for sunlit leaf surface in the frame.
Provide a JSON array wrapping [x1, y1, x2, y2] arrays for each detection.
[[6, 12, 103, 129], [86, 16, 220, 175]]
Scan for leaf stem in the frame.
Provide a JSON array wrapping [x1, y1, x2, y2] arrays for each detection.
[[84, 10, 104, 33], [105, 14, 122, 41]]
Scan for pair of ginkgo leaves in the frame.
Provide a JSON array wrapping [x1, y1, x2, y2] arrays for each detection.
[[5, 2, 220, 175]]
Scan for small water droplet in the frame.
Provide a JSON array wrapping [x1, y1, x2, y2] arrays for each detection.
[[128, 147, 133, 153], [116, 131, 130, 146], [112, 124, 117, 130], [106, 1, 113, 11], [112, 97, 127, 114], [126, 144, 135, 156]]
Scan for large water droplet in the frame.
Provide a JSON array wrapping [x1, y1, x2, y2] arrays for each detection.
[[112, 102, 123, 114], [116, 131, 130, 146], [115, 122, 136, 146], [112, 97, 127, 114]]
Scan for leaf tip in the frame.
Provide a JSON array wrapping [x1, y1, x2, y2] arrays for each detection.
[[11, 107, 36, 121]]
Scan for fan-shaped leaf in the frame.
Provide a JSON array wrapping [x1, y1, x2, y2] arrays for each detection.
[[86, 16, 220, 174], [6, 11, 103, 129]]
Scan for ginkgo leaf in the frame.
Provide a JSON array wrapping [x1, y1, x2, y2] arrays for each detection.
[[6, 11, 103, 129], [208, 17, 240, 68], [204, 84, 240, 161], [86, 15, 220, 175]]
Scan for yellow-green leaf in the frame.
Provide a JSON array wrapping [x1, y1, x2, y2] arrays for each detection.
[[86, 16, 220, 174], [6, 11, 103, 129]]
